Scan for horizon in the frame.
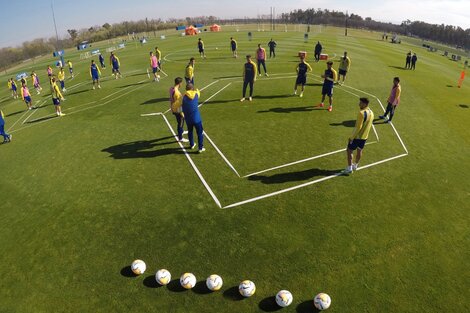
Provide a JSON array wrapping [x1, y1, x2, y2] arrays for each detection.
[[1, 0, 469, 48]]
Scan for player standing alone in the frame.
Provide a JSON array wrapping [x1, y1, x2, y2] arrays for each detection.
[[344, 97, 374, 173], [185, 58, 195, 85], [90, 60, 102, 90], [198, 38, 206, 59], [67, 60, 74, 78], [268, 38, 277, 58], [98, 53, 106, 69], [230, 37, 238, 58], [8, 79, 18, 99], [58, 67, 66, 92], [293, 55, 312, 97], [240, 55, 257, 102], [51, 78, 65, 117], [149, 52, 160, 82], [256, 44, 268, 76], [20, 82, 33, 110], [337, 51, 351, 85], [379, 77, 401, 123], [317, 61, 337, 112], [110, 52, 122, 78], [31, 71, 42, 94]]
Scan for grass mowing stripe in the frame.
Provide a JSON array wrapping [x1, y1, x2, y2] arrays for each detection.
[[203, 131, 241, 177]]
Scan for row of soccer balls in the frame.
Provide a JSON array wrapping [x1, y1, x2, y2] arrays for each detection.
[[131, 259, 331, 310]]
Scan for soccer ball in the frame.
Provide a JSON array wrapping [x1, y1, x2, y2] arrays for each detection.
[[314, 293, 331, 310], [131, 259, 146, 275], [206, 274, 223, 291], [215, 47, 218, 50], [155, 269, 171, 286], [239, 280, 256, 297], [275, 290, 293, 307], [180, 273, 197, 289]]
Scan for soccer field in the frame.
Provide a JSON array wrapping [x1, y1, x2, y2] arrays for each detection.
[[0, 25, 469, 312]]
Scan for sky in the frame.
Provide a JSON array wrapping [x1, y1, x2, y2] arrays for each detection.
[[1, 0, 469, 47]]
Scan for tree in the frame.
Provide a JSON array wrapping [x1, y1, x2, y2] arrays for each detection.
[[102, 23, 111, 30], [67, 29, 78, 41]]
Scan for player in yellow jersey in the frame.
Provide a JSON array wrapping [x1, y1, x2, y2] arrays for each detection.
[[344, 97, 374, 173], [51, 77, 65, 117], [67, 60, 74, 78], [337, 51, 351, 85], [58, 68, 66, 92], [170, 77, 189, 143], [185, 58, 195, 85]]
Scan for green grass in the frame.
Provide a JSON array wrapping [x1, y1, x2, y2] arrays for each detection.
[[0, 26, 469, 313]]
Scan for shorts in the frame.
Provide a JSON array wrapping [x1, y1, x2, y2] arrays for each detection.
[[24, 96, 32, 103], [322, 84, 334, 97], [152, 67, 159, 74], [185, 77, 194, 85], [231, 46, 237, 51], [92, 74, 99, 80], [199, 48, 204, 53], [69, 68, 73, 73], [296, 75, 307, 86], [339, 69, 347, 76], [112, 65, 120, 71], [34, 83, 39, 88], [348, 139, 367, 150], [12, 86, 17, 91], [52, 98, 61, 106]]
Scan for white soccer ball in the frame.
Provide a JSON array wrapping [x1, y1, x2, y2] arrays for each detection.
[[239, 280, 256, 297], [180, 273, 197, 289], [314, 293, 331, 310], [275, 290, 293, 307], [206, 274, 223, 291], [215, 47, 218, 50], [155, 269, 171, 285], [131, 259, 146, 275]]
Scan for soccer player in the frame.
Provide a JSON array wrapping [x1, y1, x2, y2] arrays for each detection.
[[314, 41, 322, 62], [405, 52, 412, 69], [338, 51, 351, 85], [256, 44, 268, 76], [8, 79, 18, 99], [185, 57, 195, 85], [411, 53, 418, 70], [0, 110, 12, 143], [67, 60, 74, 78], [155, 47, 162, 68], [47, 65, 53, 79], [31, 71, 42, 94], [58, 67, 66, 92], [110, 52, 122, 78], [293, 55, 312, 97], [51, 77, 65, 117], [230, 37, 238, 58], [20, 83, 33, 110], [197, 38, 206, 59], [379, 77, 401, 123], [240, 54, 257, 102], [170, 77, 188, 143], [90, 60, 102, 90], [149, 52, 160, 82], [182, 83, 205, 153], [98, 53, 106, 69], [344, 97, 374, 173], [318, 61, 337, 112], [267, 38, 277, 58]]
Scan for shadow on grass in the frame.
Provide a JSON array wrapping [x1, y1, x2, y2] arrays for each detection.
[[296, 300, 321, 313], [305, 83, 323, 87], [167, 279, 187, 292], [126, 72, 147, 77], [388, 65, 407, 70], [458, 104, 469, 108], [26, 115, 57, 124], [143, 275, 162, 288], [141, 97, 169, 105], [102, 136, 187, 159], [223, 286, 245, 301], [6, 110, 26, 117], [192, 281, 212, 295], [330, 119, 355, 127], [258, 106, 314, 114], [254, 94, 293, 100], [118, 81, 147, 88], [446, 85, 454, 88], [66, 89, 89, 96], [120, 266, 137, 278], [249, 168, 343, 184], [259, 296, 283, 312]]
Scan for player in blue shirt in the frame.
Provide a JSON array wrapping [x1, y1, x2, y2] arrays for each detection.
[[0, 110, 12, 143], [98, 53, 106, 69], [110, 52, 122, 78], [90, 60, 102, 89], [182, 83, 205, 153], [317, 61, 337, 112]]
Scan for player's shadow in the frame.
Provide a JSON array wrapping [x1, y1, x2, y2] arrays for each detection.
[[120, 266, 137, 278], [192, 281, 212, 295], [257, 106, 314, 114], [143, 275, 162, 288], [127, 72, 147, 77], [388, 65, 407, 70], [223, 286, 245, 301], [259, 296, 283, 312], [5, 110, 26, 117], [330, 120, 355, 127], [66, 89, 89, 96], [118, 81, 147, 88], [141, 97, 170, 105], [255, 94, 293, 100], [26, 115, 57, 124], [305, 83, 323, 87], [296, 300, 321, 313], [458, 104, 469, 108], [102, 136, 186, 159], [249, 168, 342, 184], [167, 279, 187, 292]]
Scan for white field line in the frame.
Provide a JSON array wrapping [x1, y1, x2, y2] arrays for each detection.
[[27, 100, 98, 123], [7, 109, 31, 132], [159, 69, 169, 77], [198, 82, 232, 108], [371, 124, 380, 142], [243, 141, 377, 178], [103, 85, 134, 100], [141, 112, 162, 117], [204, 131, 241, 177], [160, 114, 222, 208], [22, 99, 47, 124], [224, 172, 345, 209], [356, 153, 408, 171]]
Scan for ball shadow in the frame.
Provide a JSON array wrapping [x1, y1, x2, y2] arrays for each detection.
[[259, 296, 283, 312], [167, 279, 187, 292], [223, 286, 245, 301], [192, 281, 213, 295], [120, 266, 137, 278], [296, 300, 320, 313], [143, 275, 162, 288]]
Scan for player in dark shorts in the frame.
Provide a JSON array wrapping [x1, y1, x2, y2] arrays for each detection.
[[317, 61, 337, 112], [293, 56, 312, 97]]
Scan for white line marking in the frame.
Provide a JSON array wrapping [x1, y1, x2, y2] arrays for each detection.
[[22, 99, 47, 124], [371, 124, 379, 142], [7, 109, 31, 132], [159, 69, 169, 77], [356, 153, 408, 171], [200, 80, 220, 91], [224, 172, 345, 209], [199, 82, 232, 108], [243, 141, 377, 178], [204, 131, 241, 177], [103, 85, 134, 99], [141, 112, 162, 116], [160, 114, 222, 208]]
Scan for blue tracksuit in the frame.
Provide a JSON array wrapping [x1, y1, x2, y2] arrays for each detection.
[[182, 90, 204, 150]]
